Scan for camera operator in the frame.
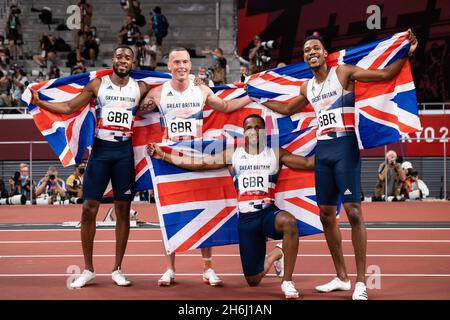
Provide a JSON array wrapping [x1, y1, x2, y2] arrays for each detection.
[[8, 163, 36, 202], [32, 32, 57, 68], [372, 150, 406, 201], [66, 163, 86, 202], [136, 35, 157, 71], [6, 64, 29, 108], [36, 166, 67, 204], [248, 35, 277, 74], [118, 15, 141, 49], [202, 48, 227, 85]]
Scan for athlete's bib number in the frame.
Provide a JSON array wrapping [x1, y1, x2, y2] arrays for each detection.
[[317, 109, 344, 132], [102, 108, 133, 129], [168, 118, 197, 138], [238, 174, 268, 194]]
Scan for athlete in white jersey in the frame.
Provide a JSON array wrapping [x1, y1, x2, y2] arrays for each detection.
[[141, 47, 252, 287], [31, 46, 155, 289], [147, 114, 314, 299], [258, 30, 418, 300]]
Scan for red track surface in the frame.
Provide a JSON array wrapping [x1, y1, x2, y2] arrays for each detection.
[[0, 202, 449, 300]]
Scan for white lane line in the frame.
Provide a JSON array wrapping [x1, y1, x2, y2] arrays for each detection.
[[2, 239, 450, 244], [0, 273, 449, 277], [0, 228, 450, 232], [1, 254, 450, 258]]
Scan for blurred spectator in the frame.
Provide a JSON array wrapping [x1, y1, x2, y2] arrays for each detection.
[[81, 26, 100, 67], [5, 5, 24, 60], [372, 150, 405, 201], [36, 166, 67, 204], [237, 64, 248, 83], [8, 163, 36, 201], [66, 162, 85, 201], [248, 35, 263, 74], [78, 0, 93, 32], [0, 70, 12, 110], [118, 15, 141, 51], [150, 6, 169, 51], [8, 63, 29, 108], [121, 0, 145, 27], [0, 40, 12, 74], [32, 33, 57, 68], [136, 34, 157, 71], [197, 66, 214, 87], [408, 171, 430, 200], [34, 71, 46, 82], [48, 66, 60, 79], [202, 48, 227, 85]]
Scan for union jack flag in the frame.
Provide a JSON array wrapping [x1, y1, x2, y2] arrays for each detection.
[[246, 31, 421, 149]]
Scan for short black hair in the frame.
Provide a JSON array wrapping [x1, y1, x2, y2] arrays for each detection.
[[243, 114, 265, 128], [114, 45, 134, 57], [302, 35, 327, 50]]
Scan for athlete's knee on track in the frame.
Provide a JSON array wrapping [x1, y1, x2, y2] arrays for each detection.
[[280, 214, 298, 237], [81, 201, 98, 223], [319, 210, 337, 228], [245, 275, 262, 287]]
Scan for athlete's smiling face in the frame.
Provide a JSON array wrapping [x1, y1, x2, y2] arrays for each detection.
[[243, 117, 266, 148], [112, 48, 134, 78], [168, 50, 192, 81], [303, 39, 328, 69]]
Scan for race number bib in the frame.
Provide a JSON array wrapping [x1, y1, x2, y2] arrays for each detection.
[[168, 118, 197, 139], [317, 109, 344, 132], [102, 108, 133, 129], [238, 174, 269, 194]]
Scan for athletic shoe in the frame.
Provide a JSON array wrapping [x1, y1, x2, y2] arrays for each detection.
[[158, 269, 175, 286], [281, 281, 299, 299], [273, 243, 284, 278], [352, 282, 368, 300], [112, 269, 131, 286], [203, 268, 223, 286], [315, 277, 351, 292], [70, 269, 96, 289]]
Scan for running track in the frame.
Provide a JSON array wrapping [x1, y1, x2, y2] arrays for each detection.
[[0, 202, 449, 300]]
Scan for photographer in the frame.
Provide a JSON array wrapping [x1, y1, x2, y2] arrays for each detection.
[[8, 163, 36, 201], [372, 150, 406, 201], [136, 35, 157, 71], [66, 163, 86, 201], [32, 32, 57, 68], [202, 48, 227, 85], [36, 166, 67, 204], [399, 162, 430, 200], [118, 15, 141, 48], [7, 64, 29, 108], [248, 35, 277, 74]]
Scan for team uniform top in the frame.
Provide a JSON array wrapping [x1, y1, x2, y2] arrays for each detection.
[[159, 79, 205, 142], [306, 66, 356, 140], [231, 146, 279, 213], [94, 75, 141, 142]]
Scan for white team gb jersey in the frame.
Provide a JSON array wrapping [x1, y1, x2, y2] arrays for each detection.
[[159, 79, 205, 142], [95, 75, 141, 142]]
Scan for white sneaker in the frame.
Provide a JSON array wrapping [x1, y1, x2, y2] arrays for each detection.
[[203, 268, 223, 286], [158, 269, 175, 286], [273, 243, 284, 278], [112, 269, 131, 286], [315, 277, 351, 293], [70, 269, 96, 289], [281, 280, 299, 299], [352, 282, 368, 300]]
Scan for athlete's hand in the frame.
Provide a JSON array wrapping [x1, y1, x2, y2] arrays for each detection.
[[147, 143, 164, 160], [30, 88, 41, 106], [407, 28, 418, 57], [139, 96, 157, 113]]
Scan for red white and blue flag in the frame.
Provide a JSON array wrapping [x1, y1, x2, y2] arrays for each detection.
[[22, 32, 419, 253]]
